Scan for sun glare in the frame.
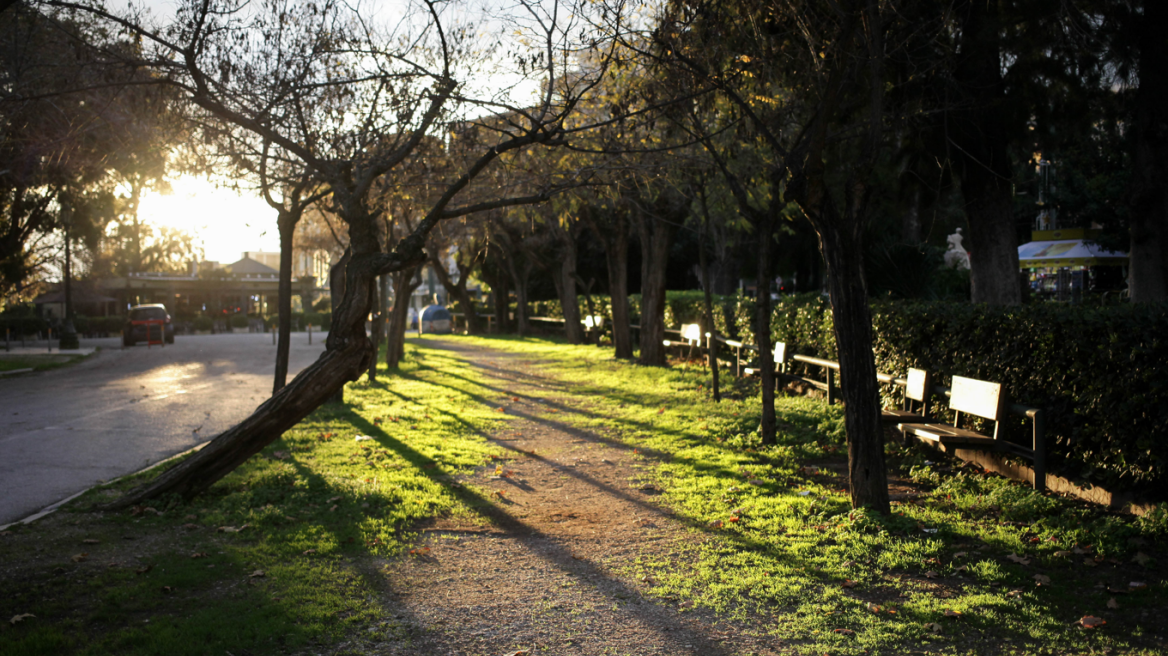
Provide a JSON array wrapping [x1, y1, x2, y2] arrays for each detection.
[[136, 176, 281, 265]]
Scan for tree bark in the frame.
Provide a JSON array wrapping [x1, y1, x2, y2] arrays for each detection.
[[430, 250, 481, 334], [556, 228, 585, 344], [273, 212, 295, 393], [952, 0, 1021, 305], [606, 220, 634, 359], [635, 198, 678, 366], [756, 212, 775, 444], [1128, 0, 1168, 302], [366, 276, 384, 381], [697, 203, 721, 401], [386, 266, 421, 368]]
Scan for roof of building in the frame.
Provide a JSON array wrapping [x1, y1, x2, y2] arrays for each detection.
[[226, 254, 278, 276]]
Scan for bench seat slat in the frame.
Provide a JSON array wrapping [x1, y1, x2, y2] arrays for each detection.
[[881, 408, 929, 423]]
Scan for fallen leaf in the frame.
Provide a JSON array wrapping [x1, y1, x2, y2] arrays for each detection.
[[1073, 545, 1094, 555], [249, 570, 265, 578], [328, 495, 342, 502], [161, 585, 174, 593], [1132, 552, 1152, 566], [496, 407, 506, 413], [953, 551, 968, 558], [217, 525, 247, 533], [71, 553, 87, 563], [1053, 550, 1072, 558], [135, 565, 153, 575], [354, 435, 374, 442], [841, 579, 858, 589], [302, 549, 316, 555], [329, 505, 338, 512], [1130, 581, 1148, 591], [747, 479, 765, 486], [833, 628, 855, 636], [657, 408, 665, 415], [1078, 615, 1106, 629], [271, 451, 289, 460], [190, 552, 207, 559], [924, 622, 943, 634], [868, 603, 882, 613], [1081, 558, 1098, 568], [511, 397, 520, 402], [955, 564, 969, 573], [1006, 589, 1024, 598], [1006, 553, 1031, 566], [1107, 597, 1119, 609], [924, 570, 940, 579], [728, 516, 740, 523], [503, 650, 530, 656], [182, 523, 200, 531], [81, 539, 100, 544], [709, 520, 724, 529], [1033, 574, 1051, 585], [943, 609, 961, 618], [9, 613, 34, 625]]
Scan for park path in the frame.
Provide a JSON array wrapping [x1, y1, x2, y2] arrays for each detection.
[[371, 340, 783, 656]]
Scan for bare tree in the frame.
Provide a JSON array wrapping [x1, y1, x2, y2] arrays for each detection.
[[39, 0, 627, 505]]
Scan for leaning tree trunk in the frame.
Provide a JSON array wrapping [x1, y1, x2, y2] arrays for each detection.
[[273, 212, 296, 394], [636, 210, 675, 366], [1128, 0, 1168, 302], [100, 243, 379, 509]]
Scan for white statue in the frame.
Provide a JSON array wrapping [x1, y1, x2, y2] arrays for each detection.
[[944, 228, 970, 270]]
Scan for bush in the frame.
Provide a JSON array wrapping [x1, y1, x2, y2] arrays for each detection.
[[193, 316, 214, 332], [755, 296, 1168, 492], [0, 315, 48, 336], [229, 314, 249, 329]]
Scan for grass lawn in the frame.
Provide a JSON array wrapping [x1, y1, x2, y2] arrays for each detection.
[[0, 353, 87, 373], [0, 335, 1163, 655]]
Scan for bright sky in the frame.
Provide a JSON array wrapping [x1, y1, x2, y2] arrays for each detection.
[[137, 177, 281, 265]]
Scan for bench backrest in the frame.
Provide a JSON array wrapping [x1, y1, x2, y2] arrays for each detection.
[[906, 368, 931, 403], [949, 376, 1004, 438], [773, 342, 788, 367]]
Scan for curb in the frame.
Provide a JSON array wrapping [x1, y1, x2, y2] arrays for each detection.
[[0, 440, 210, 531]]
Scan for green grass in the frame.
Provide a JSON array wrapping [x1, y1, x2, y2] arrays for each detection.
[[0, 353, 86, 372], [0, 334, 1163, 655]]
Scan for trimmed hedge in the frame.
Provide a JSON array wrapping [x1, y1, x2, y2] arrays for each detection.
[[532, 291, 741, 337], [0, 315, 49, 336], [747, 295, 1168, 492]]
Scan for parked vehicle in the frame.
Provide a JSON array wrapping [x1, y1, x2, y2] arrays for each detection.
[[123, 304, 175, 346], [419, 305, 452, 334]]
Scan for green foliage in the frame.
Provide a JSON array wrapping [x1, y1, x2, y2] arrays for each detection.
[[229, 314, 249, 329], [193, 316, 213, 332], [745, 296, 1168, 490]]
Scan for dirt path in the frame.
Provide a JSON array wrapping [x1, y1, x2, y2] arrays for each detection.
[[374, 341, 781, 656]]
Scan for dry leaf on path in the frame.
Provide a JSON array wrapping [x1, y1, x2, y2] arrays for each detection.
[[1006, 553, 1031, 566], [1132, 552, 1151, 566], [190, 552, 208, 559], [1033, 574, 1051, 585], [925, 622, 943, 634], [924, 570, 940, 579], [943, 609, 962, 618], [503, 651, 530, 656], [1107, 598, 1119, 609], [1053, 550, 1072, 558], [841, 579, 858, 588], [249, 570, 265, 578], [81, 539, 100, 544], [71, 553, 87, 563], [1079, 615, 1106, 629], [9, 613, 34, 625]]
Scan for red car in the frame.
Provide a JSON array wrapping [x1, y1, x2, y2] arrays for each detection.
[[123, 304, 175, 346]]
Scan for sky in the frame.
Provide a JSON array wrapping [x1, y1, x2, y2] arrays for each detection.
[[137, 178, 281, 265]]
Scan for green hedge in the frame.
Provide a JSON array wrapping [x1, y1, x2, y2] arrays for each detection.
[[749, 295, 1168, 492], [0, 316, 49, 335], [531, 291, 740, 337]]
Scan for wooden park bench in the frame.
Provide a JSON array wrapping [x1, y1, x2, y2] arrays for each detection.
[[898, 375, 1047, 491], [880, 368, 933, 425]]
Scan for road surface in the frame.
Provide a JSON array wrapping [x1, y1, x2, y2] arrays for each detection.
[[0, 332, 328, 525]]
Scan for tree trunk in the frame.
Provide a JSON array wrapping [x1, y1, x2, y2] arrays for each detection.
[[756, 212, 775, 443], [431, 251, 482, 333], [1128, 0, 1168, 302], [698, 206, 721, 402], [818, 221, 889, 513], [386, 266, 421, 368], [490, 270, 510, 334], [606, 221, 634, 359], [952, 0, 1021, 306], [273, 213, 295, 394], [557, 234, 585, 344], [636, 204, 676, 366], [507, 258, 533, 336], [367, 276, 384, 381]]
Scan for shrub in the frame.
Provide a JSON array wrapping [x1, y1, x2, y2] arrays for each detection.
[[229, 314, 249, 329], [193, 316, 214, 332], [758, 296, 1168, 492]]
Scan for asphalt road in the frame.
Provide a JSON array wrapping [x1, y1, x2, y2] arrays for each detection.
[[0, 332, 328, 525]]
